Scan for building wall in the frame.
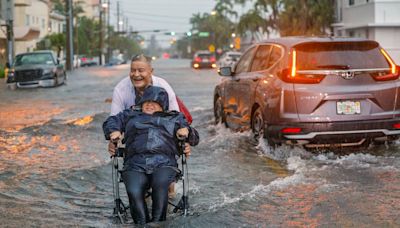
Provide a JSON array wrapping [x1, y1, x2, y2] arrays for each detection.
[[375, 27, 400, 63], [374, 0, 400, 23], [342, 0, 375, 26], [334, 0, 400, 64], [14, 0, 49, 54]]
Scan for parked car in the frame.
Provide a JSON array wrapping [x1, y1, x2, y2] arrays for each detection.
[[79, 56, 98, 67], [8, 50, 66, 88], [105, 57, 124, 66], [214, 36, 400, 149], [218, 51, 242, 68], [191, 50, 217, 69]]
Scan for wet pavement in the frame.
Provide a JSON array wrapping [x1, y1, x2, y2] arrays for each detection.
[[0, 59, 399, 227]]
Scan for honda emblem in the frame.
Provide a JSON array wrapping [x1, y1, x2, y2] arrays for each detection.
[[339, 71, 355, 80]]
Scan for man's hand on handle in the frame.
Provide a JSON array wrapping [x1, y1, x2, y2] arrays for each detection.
[[176, 128, 191, 157], [108, 131, 121, 156]]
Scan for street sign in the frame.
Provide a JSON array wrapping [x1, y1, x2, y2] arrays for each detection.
[[208, 44, 215, 53], [199, 32, 210, 37]]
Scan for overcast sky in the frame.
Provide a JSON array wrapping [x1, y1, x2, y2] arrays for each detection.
[[109, 0, 251, 47]]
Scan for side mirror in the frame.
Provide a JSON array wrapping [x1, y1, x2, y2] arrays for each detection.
[[218, 66, 233, 76]]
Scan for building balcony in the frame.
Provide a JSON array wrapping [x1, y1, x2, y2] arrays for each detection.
[[15, 0, 32, 6]]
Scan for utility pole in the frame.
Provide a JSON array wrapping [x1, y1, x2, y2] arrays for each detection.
[[5, 0, 14, 64], [125, 17, 128, 33], [66, 0, 74, 71], [106, 0, 110, 64], [116, 1, 120, 32], [99, 0, 103, 65]]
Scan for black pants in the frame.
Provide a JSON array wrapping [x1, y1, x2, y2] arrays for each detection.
[[122, 167, 176, 224]]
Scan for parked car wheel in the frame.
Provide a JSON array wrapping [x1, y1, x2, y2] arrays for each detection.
[[251, 107, 264, 139], [53, 74, 59, 87], [214, 96, 226, 125], [63, 72, 67, 85]]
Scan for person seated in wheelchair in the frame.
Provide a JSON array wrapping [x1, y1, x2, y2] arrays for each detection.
[[103, 86, 199, 224]]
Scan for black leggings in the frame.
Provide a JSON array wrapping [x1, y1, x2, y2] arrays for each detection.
[[122, 167, 176, 224]]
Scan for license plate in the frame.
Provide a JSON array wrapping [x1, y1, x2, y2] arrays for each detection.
[[202, 59, 209, 63], [337, 101, 361, 115]]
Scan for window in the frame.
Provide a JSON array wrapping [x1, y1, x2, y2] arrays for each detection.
[[235, 47, 256, 74], [25, 15, 30, 26], [294, 41, 389, 70], [349, 0, 355, 6], [42, 19, 45, 29], [267, 46, 283, 69], [250, 45, 272, 72]]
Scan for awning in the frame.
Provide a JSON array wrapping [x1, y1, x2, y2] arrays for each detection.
[[14, 26, 40, 41], [0, 23, 40, 41]]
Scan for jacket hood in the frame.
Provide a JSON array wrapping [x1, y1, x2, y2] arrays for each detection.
[[138, 86, 169, 111]]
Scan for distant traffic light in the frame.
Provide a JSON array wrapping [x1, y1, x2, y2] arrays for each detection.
[[234, 37, 241, 50]]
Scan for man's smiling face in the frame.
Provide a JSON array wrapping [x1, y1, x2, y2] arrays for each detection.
[[129, 60, 153, 92]]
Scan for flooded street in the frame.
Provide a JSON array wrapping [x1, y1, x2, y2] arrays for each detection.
[[0, 59, 399, 227]]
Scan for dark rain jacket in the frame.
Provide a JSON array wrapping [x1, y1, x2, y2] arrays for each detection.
[[103, 86, 199, 173]]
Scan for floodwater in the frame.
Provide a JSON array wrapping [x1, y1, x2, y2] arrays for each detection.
[[0, 60, 399, 227]]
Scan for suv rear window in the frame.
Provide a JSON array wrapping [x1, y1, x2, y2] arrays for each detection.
[[197, 54, 211, 58], [295, 41, 390, 70]]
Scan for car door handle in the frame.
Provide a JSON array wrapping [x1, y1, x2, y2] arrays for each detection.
[[253, 78, 260, 82]]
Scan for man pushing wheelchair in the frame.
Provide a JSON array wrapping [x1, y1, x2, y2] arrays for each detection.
[[103, 86, 199, 224]]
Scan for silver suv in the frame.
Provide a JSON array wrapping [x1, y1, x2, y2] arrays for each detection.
[[214, 37, 400, 149]]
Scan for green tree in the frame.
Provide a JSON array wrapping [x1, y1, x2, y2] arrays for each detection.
[[48, 33, 66, 58], [109, 33, 142, 59], [35, 33, 65, 58], [189, 12, 234, 52], [75, 16, 100, 56], [278, 0, 334, 36], [219, 0, 334, 37]]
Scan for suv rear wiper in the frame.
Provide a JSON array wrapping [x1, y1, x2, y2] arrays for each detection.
[[316, 64, 351, 70]]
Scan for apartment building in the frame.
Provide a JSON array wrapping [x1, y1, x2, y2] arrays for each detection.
[[1, 0, 100, 60], [332, 0, 400, 63]]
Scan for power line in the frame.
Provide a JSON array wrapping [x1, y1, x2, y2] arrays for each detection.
[[111, 14, 189, 25], [110, 10, 188, 19]]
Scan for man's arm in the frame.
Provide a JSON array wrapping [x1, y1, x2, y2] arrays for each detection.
[[110, 87, 125, 116], [152, 76, 180, 111]]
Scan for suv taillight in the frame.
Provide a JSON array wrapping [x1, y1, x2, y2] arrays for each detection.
[[195, 57, 202, 62], [281, 50, 326, 84], [370, 70, 399, 81], [371, 49, 400, 81], [210, 56, 216, 62]]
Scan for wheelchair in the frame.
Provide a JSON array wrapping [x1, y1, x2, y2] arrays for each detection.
[[111, 140, 189, 224]]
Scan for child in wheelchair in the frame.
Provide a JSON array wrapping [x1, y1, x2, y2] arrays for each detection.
[[103, 86, 199, 224]]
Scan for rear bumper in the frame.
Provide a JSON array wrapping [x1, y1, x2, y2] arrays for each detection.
[[267, 118, 400, 146], [193, 62, 216, 68]]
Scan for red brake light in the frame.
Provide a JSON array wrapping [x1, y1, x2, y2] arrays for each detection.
[[195, 57, 201, 62], [281, 128, 302, 134], [370, 70, 399, 81], [210, 56, 216, 62], [372, 49, 399, 81], [393, 123, 400, 129], [281, 49, 326, 84]]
